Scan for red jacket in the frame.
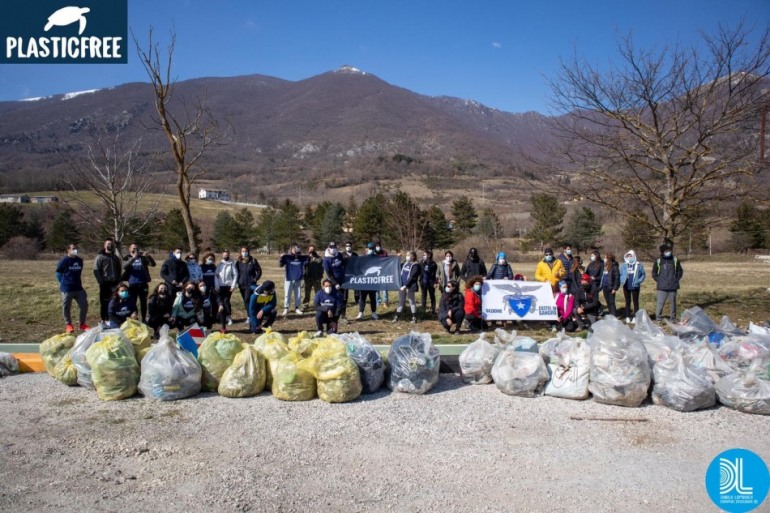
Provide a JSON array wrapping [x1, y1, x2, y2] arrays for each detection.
[[556, 292, 575, 323], [464, 289, 482, 318]]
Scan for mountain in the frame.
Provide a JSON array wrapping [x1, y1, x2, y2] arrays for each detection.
[[0, 65, 552, 199]]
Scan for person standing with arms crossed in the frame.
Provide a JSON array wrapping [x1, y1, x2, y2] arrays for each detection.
[[93, 239, 122, 327], [121, 243, 155, 322], [56, 243, 89, 333]]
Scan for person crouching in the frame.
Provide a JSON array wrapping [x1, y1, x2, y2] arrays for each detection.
[[315, 279, 340, 336], [248, 280, 277, 334], [438, 280, 464, 334]]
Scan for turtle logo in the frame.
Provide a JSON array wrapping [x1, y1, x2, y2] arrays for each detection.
[[363, 266, 382, 277], [494, 283, 540, 318], [44, 6, 91, 36]]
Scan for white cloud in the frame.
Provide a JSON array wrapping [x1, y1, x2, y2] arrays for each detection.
[[492, 41, 502, 49]]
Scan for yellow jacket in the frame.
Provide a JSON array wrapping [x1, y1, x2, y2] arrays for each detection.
[[535, 259, 565, 289]]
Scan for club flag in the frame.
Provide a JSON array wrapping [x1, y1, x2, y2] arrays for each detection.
[[343, 255, 402, 291], [177, 323, 205, 357]]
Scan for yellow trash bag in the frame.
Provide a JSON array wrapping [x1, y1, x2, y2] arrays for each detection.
[[40, 333, 76, 376], [218, 345, 266, 398], [288, 331, 317, 358], [85, 330, 140, 401], [198, 332, 243, 391], [120, 319, 153, 361], [302, 352, 362, 403], [52, 351, 78, 386], [272, 351, 316, 401], [253, 329, 289, 389]]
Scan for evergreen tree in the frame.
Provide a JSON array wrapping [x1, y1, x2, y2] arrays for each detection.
[[620, 209, 657, 254], [211, 211, 240, 251], [0, 204, 27, 247], [477, 208, 504, 240], [302, 204, 316, 230], [425, 205, 454, 250], [232, 208, 260, 249], [343, 195, 358, 238], [157, 209, 202, 252], [729, 201, 768, 251], [564, 207, 603, 253], [314, 203, 346, 246], [352, 193, 388, 244], [47, 209, 81, 252], [525, 193, 566, 249], [450, 196, 478, 238], [274, 199, 304, 250], [257, 207, 279, 254]]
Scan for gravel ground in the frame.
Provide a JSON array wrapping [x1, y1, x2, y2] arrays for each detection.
[[1, 373, 769, 513]]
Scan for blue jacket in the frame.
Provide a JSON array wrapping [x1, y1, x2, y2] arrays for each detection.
[[486, 263, 513, 280], [56, 256, 84, 293], [108, 297, 136, 328], [620, 262, 646, 290], [323, 250, 346, 286], [248, 288, 277, 317], [280, 253, 308, 281], [314, 289, 340, 312]]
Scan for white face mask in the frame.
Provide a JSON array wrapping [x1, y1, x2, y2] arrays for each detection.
[[375, 246, 381, 252], [199, 286, 206, 294], [473, 284, 481, 292], [174, 252, 182, 260], [406, 256, 412, 262], [560, 287, 568, 294], [663, 251, 672, 258], [590, 255, 596, 262], [366, 250, 373, 255], [345, 246, 352, 252], [71, 249, 78, 256], [565, 249, 572, 256], [498, 259, 505, 265], [445, 257, 452, 263], [445, 286, 451, 293], [324, 286, 332, 294], [206, 259, 214, 265]]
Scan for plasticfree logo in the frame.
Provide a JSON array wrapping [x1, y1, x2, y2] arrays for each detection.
[[706, 448, 770, 513], [1, 0, 127, 64]]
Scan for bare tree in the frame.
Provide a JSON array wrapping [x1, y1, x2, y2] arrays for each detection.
[[538, 22, 770, 245], [385, 191, 429, 252], [61, 129, 160, 255], [134, 29, 230, 255]]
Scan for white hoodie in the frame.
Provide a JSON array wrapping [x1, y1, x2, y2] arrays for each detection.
[[215, 259, 239, 288]]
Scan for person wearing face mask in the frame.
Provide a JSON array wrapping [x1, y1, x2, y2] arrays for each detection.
[[121, 243, 156, 322], [652, 242, 683, 321], [555, 280, 577, 332], [535, 247, 565, 292], [197, 280, 221, 332], [557, 244, 575, 294], [200, 253, 217, 290], [486, 252, 514, 280], [314, 278, 341, 336], [107, 282, 138, 329], [160, 247, 190, 296], [341, 241, 360, 311], [303, 245, 324, 310], [93, 238, 122, 326], [393, 251, 421, 324], [600, 253, 620, 317], [236, 246, 262, 322], [248, 280, 277, 334], [171, 281, 201, 330], [438, 251, 461, 290], [214, 250, 238, 327], [280, 243, 309, 316], [586, 251, 604, 289], [355, 243, 380, 320], [185, 253, 203, 285], [372, 241, 391, 308], [323, 242, 347, 319], [463, 275, 488, 332], [576, 273, 602, 329], [461, 247, 487, 284], [619, 249, 646, 323], [420, 250, 438, 315], [56, 243, 89, 333], [438, 280, 464, 334], [147, 283, 174, 337]]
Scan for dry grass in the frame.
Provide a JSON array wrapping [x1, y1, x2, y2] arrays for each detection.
[[0, 257, 768, 344]]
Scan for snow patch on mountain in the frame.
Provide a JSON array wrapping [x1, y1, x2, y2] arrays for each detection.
[[335, 65, 366, 75], [61, 89, 101, 100]]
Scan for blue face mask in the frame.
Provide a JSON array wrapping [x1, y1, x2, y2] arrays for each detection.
[[473, 284, 481, 292], [545, 255, 553, 262], [119, 290, 129, 300]]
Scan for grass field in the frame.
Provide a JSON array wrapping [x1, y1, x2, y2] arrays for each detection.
[[1, 257, 768, 344]]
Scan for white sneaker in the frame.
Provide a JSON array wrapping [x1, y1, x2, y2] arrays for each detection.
[[630, 318, 636, 325], [371, 313, 379, 320], [626, 317, 632, 324], [355, 312, 363, 320], [314, 330, 323, 337], [551, 325, 557, 333], [295, 308, 303, 315], [226, 317, 233, 326], [282, 308, 289, 316]]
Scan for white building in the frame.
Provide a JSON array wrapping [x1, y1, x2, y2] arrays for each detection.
[[198, 189, 231, 201]]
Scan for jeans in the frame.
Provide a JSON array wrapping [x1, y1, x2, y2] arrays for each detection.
[[377, 290, 390, 306], [655, 290, 678, 320], [61, 289, 88, 325], [283, 280, 302, 309]]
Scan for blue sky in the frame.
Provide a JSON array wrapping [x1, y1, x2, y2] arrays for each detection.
[[0, 0, 768, 113]]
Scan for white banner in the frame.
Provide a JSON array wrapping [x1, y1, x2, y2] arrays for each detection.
[[481, 280, 558, 321]]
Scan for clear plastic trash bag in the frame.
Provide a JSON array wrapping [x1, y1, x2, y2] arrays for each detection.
[[85, 329, 140, 401], [544, 335, 591, 400], [494, 329, 538, 353], [652, 348, 715, 412], [685, 341, 734, 384], [492, 347, 549, 398], [120, 319, 153, 362], [0, 352, 19, 377], [70, 325, 102, 390], [336, 332, 385, 394], [666, 306, 719, 341], [218, 345, 266, 398], [139, 325, 202, 401], [197, 332, 243, 392], [387, 332, 440, 394], [587, 317, 651, 407], [459, 333, 500, 385], [715, 369, 770, 415], [719, 316, 745, 336], [717, 334, 770, 378]]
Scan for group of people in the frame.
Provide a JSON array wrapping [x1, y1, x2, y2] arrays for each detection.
[[55, 237, 684, 338]]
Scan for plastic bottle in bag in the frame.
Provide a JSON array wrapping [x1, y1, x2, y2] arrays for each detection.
[[139, 325, 202, 401], [197, 332, 244, 391], [387, 332, 440, 394], [587, 317, 651, 407], [70, 325, 102, 390], [459, 334, 500, 385], [85, 330, 140, 401], [337, 332, 385, 394], [492, 346, 549, 397], [715, 369, 770, 415], [652, 348, 715, 412], [544, 335, 591, 400], [40, 333, 77, 375], [218, 345, 266, 398], [685, 342, 734, 384]]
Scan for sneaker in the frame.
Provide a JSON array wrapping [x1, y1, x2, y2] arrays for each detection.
[[79, 323, 91, 331], [371, 313, 379, 320], [355, 312, 363, 320], [391, 315, 399, 323], [551, 325, 557, 333], [410, 316, 417, 324], [226, 317, 233, 326], [65, 324, 75, 333], [282, 308, 289, 316], [626, 317, 632, 324], [314, 330, 323, 337], [295, 308, 303, 315]]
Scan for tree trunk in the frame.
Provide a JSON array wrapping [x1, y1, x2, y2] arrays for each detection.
[[177, 172, 198, 255]]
